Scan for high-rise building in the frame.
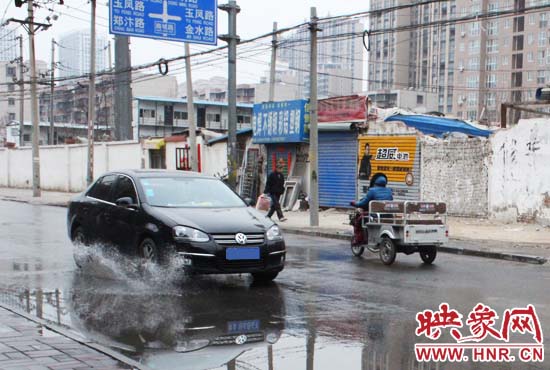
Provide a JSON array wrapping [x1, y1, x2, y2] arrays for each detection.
[[368, 0, 457, 115], [369, 0, 550, 124], [57, 30, 109, 79], [278, 18, 364, 98], [0, 24, 19, 62]]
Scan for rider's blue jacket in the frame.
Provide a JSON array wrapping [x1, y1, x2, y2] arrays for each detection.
[[355, 176, 393, 210]]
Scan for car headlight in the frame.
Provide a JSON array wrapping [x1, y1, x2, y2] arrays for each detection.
[[266, 225, 283, 241], [175, 339, 210, 352], [173, 226, 210, 242]]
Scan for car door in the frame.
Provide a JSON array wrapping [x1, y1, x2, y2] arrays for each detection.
[[105, 174, 142, 254], [85, 174, 117, 245]]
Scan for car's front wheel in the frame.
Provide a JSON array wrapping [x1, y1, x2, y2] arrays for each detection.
[[251, 271, 279, 283], [139, 237, 159, 264]]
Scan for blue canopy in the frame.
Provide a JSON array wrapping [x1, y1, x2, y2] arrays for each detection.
[[384, 114, 492, 138]]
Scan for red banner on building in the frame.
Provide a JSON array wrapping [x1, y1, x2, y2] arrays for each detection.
[[318, 95, 367, 123]]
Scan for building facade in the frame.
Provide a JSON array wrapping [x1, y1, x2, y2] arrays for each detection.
[[57, 30, 109, 79], [134, 96, 253, 139], [0, 25, 18, 62]]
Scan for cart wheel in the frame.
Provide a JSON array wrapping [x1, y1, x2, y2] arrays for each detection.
[[379, 237, 397, 265], [419, 246, 437, 264], [350, 233, 365, 257]]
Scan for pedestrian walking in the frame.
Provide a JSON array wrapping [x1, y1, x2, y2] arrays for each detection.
[[265, 163, 287, 222]]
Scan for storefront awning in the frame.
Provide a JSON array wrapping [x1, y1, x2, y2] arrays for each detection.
[[143, 138, 165, 150]]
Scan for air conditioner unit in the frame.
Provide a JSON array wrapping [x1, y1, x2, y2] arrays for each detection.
[[459, 66, 465, 72], [461, 32, 466, 38]]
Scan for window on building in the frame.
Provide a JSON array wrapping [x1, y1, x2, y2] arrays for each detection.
[[139, 108, 155, 118], [459, 42, 465, 52], [206, 113, 221, 122], [174, 111, 188, 120], [528, 33, 534, 45], [468, 93, 478, 107], [538, 50, 546, 65], [468, 57, 479, 69], [8, 83, 15, 92], [487, 21, 499, 35], [23, 134, 30, 142], [486, 74, 497, 88], [513, 35, 524, 51], [527, 51, 534, 63], [470, 23, 480, 36], [8, 113, 16, 121], [504, 19, 512, 29], [467, 75, 479, 88], [487, 39, 499, 53], [529, 14, 536, 25], [527, 71, 534, 81], [512, 53, 523, 69], [8, 98, 15, 106], [538, 70, 546, 84], [469, 40, 480, 53], [513, 17, 525, 33], [486, 56, 498, 70], [416, 95, 424, 105], [502, 55, 509, 66], [486, 93, 496, 108], [6, 66, 16, 77], [237, 115, 251, 124], [538, 31, 547, 47], [541, 13, 548, 28]]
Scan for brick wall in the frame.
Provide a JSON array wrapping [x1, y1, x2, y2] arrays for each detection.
[[421, 137, 490, 217]]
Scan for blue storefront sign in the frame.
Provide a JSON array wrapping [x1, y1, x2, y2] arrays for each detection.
[[252, 100, 310, 144], [110, 0, 217, 45]]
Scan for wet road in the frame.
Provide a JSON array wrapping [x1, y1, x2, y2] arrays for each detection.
[[0, 200, 548, 370]]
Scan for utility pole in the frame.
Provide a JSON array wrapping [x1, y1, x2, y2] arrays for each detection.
[[184, 43, 198, 172], [28, 0, 41, 197], [86, 0, 96, 186], [219, 0, 240, 190], [107, 40, 112, 71], [114, 36, 132, 141], [308, 7, 319, 226], [18, 35, 24, 147], [49, 38, 55, 145], [268, 22, 278, 102]]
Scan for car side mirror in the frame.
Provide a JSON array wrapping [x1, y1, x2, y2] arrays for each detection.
[[244, 197, 255, 207], [115, 197, 137, 209]]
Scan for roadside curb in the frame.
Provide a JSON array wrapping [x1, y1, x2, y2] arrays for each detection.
[[0, 303, 151, 370], [281, 227, 548, 265]]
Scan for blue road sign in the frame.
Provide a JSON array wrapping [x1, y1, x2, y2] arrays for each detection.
[[252, 100, 310, 144], [110, 0, 217, 45]]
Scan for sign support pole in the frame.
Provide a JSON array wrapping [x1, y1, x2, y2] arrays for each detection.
[[185, 43, 198, 172]]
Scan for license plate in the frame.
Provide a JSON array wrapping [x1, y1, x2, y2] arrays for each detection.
[[226, 247, 260, 260], [228, 320, 260, 333]]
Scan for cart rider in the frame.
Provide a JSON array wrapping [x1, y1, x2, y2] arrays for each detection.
[[350, 173, 393, 246], [351, 173, 394, 210]]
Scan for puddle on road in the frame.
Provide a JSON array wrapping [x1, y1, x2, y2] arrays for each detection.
[[0, 246, 546, 370]]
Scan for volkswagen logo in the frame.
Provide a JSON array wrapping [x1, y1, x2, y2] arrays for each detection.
[[235, 233, 247, 245], [235, 334, 248, 345]]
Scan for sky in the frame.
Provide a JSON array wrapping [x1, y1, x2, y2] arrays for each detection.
[[1, 0, 368, 86]]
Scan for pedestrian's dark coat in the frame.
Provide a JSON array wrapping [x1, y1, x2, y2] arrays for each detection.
[[264, 171, 285, 196]]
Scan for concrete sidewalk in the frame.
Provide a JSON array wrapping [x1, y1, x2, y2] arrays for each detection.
[[0, 304, 147, 370], [1, 187, 549, 264]]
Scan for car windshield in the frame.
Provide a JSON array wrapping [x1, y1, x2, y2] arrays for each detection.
[[139, 177, 246, 208]]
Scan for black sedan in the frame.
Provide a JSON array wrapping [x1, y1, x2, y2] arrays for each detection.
[[67, 170, 286, 281]]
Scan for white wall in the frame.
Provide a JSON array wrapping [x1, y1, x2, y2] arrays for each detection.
[[489, 119, 550, 224], [0, 141, 141, 192], [203, 141, 228, 177]]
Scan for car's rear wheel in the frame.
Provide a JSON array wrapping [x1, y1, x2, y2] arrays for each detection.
[[252, 271, 279, 283]]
